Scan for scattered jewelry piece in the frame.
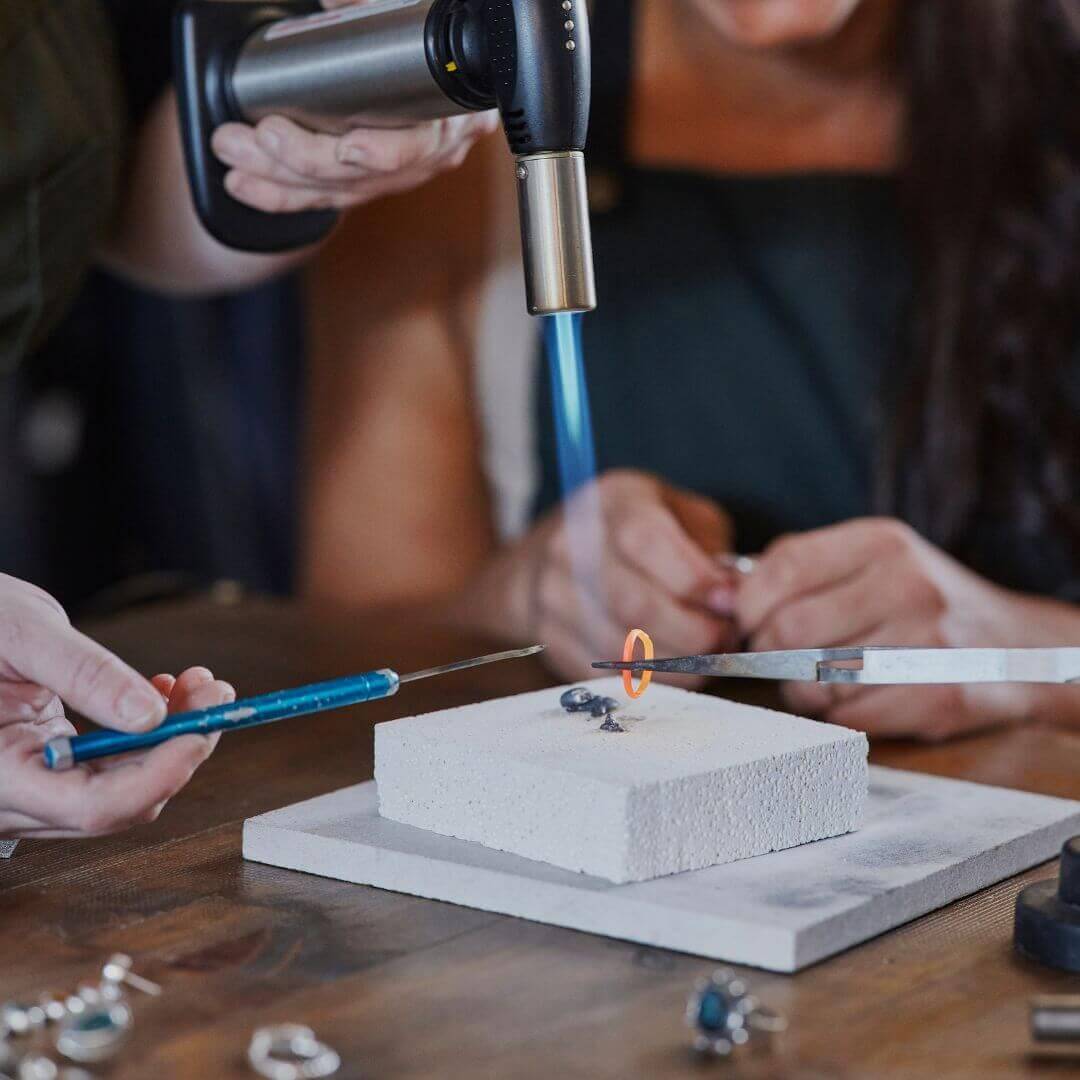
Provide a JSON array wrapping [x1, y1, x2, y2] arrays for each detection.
[[36, 998, 66, 1026], [15, 1056, 57, 1080], [686, 968, 786, 1057], [599, 716, 625, 733], [55, 1000, 132, 1064], [101, 955, 161, 998], [248, 1024, 340, 1080], [718, 553, 757, 577], [1, 1004, 45, 1038], [621, 628, 654, 700]]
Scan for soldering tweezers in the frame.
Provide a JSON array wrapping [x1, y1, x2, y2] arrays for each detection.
[[593, 647, 1080, 685]]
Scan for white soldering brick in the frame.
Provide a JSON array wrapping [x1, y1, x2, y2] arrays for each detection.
[[375, 679, 868, 884]]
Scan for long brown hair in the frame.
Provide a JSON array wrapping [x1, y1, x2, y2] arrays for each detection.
[[886, 0, 1080, 586]]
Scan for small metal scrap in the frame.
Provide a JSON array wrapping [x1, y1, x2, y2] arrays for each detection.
[[686, 969, 786, 1057], [101, 955, 161, 998], [1, 1003, 45, 1039], [560, 688, 624, 730], [1030, 995, 1080, 1058]]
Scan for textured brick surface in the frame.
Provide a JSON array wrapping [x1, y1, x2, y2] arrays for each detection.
[[375, 679, 868, 883]]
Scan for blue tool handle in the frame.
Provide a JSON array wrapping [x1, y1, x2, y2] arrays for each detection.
[[44, 668, 400, 770]]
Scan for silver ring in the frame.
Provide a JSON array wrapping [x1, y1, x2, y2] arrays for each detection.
[[55, 1001, 131, 1064], [717, 553, 757, 577], [248, 1025, 340, 1080]]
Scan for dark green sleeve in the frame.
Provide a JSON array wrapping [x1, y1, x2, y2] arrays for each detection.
[[0, 1, 126, 368]]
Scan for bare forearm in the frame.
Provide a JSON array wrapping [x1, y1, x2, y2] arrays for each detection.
[[100, 91, 310, 295]]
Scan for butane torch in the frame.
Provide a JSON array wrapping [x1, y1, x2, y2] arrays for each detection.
[[174, 0, 596, 315]]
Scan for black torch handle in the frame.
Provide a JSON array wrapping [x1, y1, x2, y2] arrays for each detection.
[[174, 0, 339, 253]]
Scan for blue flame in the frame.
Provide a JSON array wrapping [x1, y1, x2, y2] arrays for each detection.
[[543, 312, 598, 498], [542, 312, 603, 601]]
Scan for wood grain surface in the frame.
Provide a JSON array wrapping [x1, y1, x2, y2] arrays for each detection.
[[2, 593, 1080, 1079]]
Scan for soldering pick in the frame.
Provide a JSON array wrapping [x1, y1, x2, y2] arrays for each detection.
[[44, 645, 545, 771]]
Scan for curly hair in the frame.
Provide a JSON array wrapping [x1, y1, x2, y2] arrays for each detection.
[[885, 0, 1080, 586]]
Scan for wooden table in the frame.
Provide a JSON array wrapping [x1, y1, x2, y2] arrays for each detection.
[[3, 594, 1080, 1079]]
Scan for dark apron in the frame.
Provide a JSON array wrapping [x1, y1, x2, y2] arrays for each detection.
[[0, 0, 125, 368]]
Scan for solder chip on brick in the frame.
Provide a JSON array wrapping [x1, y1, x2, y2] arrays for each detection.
[[375, 679, 868, 884]]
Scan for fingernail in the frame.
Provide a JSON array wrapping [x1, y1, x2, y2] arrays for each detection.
[[222, 683, 237, 703], [224, 171, 244, 196], [118, 689, 164, 730], [256, 127, 281, 154], [706, 587, 735, 615]]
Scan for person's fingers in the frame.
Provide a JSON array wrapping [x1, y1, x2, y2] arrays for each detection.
[[334, 116, 480, 175], [171, 679, 236, 715], [170, 666, 214, 702], [2, 576, 68, 620], [666, 489, 734, 560], [11, 734, 215, 834], [537, 612, 605, 683], [573, 553, 726, 657], [825, 685, 965, 740], [151, 674, 176, 702], [3, 614, 165, 733], [751, 562, 936, 654], [536, 561, 626, 655], [606, 499, 728, 601], [737, 519, 922, 637], [214, 122, 366, 188], [779, 679, 835, 717], [0, 682, 60, 721], [224, 171, 338, 213]]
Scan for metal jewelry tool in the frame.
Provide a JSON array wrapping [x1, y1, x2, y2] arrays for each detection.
[[686, 969, 785, 1057], [248, 1025, 340, 1080], [100, 955, 161, 999], [1015, 837, 1080, 972], [44, 646, 544, 770], [594, 646, 1080, 685]]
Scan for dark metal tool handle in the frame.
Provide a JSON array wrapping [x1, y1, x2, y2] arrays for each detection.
[[174, 0, 339, 252]]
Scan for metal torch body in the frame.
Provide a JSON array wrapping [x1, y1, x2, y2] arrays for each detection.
[[175, 0, 596, 315]]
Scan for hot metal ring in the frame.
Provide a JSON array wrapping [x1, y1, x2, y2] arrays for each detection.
[[248, 1025, 340, 1080], [621, 629, 654, 700]]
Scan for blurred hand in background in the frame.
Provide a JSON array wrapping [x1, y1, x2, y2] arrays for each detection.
[[735, 518, 1080, 740], [456, 470, 739, 682]]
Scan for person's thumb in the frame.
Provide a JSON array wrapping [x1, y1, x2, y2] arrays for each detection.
[[7, 614, 165, 732], [664, 488, 734, 559]]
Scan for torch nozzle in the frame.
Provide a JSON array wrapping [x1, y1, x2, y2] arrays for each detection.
[[515, 151, 596, 316]]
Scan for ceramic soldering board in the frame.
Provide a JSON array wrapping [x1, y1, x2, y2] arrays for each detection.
[[244, 767, 1080, 972]]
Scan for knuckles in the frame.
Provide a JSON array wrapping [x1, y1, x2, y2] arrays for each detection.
[[767, 604, 816, 650]]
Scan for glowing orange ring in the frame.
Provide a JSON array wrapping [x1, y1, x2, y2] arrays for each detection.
[[622, 628, 654, 700]]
